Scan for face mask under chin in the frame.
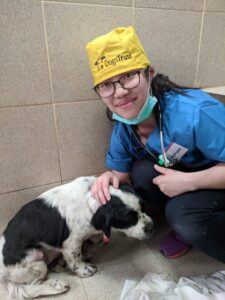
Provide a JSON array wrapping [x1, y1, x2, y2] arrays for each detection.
[[112, 94, 157, 125]]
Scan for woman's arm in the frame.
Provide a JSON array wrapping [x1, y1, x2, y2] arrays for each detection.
[[153, 163, 225, 198], [91, 170, 130, 204], [189, 162, 225, 190]]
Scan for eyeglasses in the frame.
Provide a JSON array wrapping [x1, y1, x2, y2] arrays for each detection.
[[94, 69, 144, 98]]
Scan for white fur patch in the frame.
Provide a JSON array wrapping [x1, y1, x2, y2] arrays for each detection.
[[41, 176, 98, 231], [109, 186, 141, 211], [0, 237, 5, 271]]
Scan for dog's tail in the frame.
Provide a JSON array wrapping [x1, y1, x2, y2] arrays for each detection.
[[2, 281, 28, 300], [1, 274, 70, 299], [2, 278, 70, 299]]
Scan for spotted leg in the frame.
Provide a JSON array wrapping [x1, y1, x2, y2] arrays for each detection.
[[62, 236, 97, 278]]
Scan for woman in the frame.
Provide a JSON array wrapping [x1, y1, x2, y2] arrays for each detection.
[[86, 26, 225, 261]]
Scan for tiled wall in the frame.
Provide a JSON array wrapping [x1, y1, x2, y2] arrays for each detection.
[[0, 0, 225, 229]]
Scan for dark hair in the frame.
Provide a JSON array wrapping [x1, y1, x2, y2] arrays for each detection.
[[106, 67, 199, 121]]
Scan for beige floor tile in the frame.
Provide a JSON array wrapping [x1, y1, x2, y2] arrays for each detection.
[[134, 8, 202, 87], [134, 0, 204, 11], [81, 262, 140, 299], [205, 0, 225, 12], [40, 272, 88, 300], [143, 219, 225, 280], [55, 101, 112, 181], [0, 105, 61, 194], [0, 0, 52, 107], [0, 183, 59, 234], [152, 246, 225, 280], [196, 12, 225, 86], [41, 0, 132, 6]]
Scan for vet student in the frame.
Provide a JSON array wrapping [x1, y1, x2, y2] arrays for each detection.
[[86, 26, 225, 261]]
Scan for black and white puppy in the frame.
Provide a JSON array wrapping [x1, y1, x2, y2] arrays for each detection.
[[0, 176, 153, 299]]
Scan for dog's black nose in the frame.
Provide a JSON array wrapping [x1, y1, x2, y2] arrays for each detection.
[[144, 222, 154, 235]]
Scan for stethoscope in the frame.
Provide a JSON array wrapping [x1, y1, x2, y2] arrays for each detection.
[[158, 101, 170, 167], [132, 101, 170, 168], [149, 83, 170, 168], [131, 80, 172, 167]]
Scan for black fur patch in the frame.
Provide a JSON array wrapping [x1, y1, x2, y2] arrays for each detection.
[[119, 183, 137, 195], [119, 183, 145, 211], [91, 195, 138, 238], [3, 199, 69, 266]]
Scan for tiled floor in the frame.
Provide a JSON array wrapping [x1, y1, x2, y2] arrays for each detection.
[[1, 219, 225, 300]]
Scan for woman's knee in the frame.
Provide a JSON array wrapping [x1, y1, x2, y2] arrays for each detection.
[[165, 196, 207, 244]]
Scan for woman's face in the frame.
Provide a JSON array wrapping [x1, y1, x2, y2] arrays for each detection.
[[98, 69, 150, 120]]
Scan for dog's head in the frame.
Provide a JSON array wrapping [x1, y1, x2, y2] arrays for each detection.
[[91, 183, 154, 240]]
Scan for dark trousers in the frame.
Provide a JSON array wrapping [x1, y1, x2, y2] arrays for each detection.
[[131, 158, 225, 263]]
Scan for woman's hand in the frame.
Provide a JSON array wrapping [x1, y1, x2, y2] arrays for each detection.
[[153, 165, 194, 197], [91, 171, 120, 205]]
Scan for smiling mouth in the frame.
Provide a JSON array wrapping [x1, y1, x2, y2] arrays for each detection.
[[117, 98, 136, 108]]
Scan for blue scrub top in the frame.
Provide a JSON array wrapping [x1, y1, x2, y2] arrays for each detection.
[[106, 89, 225, 173]]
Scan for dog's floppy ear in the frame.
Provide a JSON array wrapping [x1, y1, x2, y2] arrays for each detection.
[[91, 206, 113, 238]]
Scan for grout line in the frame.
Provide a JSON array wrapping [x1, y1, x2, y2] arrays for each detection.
[[41, 2, 54, 105], [53, 98, 102, 104], [204, 11, 225, 14], [0, 172, 101, 196], [36, 0, 216, 13], [80, 279, 89, 300], [38, 0, 225, 13], [41, 0, 131, 8], [0, 181, 62, 197], [0, 99, 101, 110], [41, 1, 63, 183], [130, 6, 206, 13], [132, 0, 135, 25], [194, 0, 206, 87], [40, 1, 210, 13], [0, 102, 52, 109]]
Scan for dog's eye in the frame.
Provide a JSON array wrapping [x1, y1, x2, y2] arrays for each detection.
[[113, 209, 138, 229]]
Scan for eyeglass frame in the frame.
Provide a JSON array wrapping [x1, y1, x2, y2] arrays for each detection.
[[94, 68, 148, 98]]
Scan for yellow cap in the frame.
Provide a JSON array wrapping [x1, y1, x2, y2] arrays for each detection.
[[86, 26, 150, 86]]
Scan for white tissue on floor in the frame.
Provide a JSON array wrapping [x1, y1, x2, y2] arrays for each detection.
[[120, 271, 225, 300]]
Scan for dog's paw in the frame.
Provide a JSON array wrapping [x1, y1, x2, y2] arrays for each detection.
[[47, 279, 70, 292], [75, 263, 98, 278]]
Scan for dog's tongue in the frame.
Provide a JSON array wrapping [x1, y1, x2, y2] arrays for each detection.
[[103, 235, 110, 244]]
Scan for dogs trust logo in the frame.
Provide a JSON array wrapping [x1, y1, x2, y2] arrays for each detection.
[[95, 52, 132, 71]]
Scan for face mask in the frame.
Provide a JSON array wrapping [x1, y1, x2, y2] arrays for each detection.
[[112, 95, 157, 125]]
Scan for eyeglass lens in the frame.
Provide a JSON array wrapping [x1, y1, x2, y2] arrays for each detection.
[[96, 70, 140, 98]]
